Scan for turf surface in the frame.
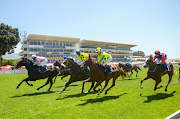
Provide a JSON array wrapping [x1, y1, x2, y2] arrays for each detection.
[[0, 67, 180, 119]]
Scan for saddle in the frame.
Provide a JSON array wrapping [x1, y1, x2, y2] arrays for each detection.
[[125, 63, 132, 68], [99, 64, 115, 74], [39, 65, 50, 73]]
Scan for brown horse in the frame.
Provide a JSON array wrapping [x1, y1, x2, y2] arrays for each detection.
[[140, 55, 174, 91], [118, 63, 142, 77], [53, 60, 70, 82], [58, 58, 97, 94], [83, 55, 127, 95], [15, 58, 59, 91]]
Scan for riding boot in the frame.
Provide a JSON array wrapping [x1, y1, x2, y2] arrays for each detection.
[[162, 64, 167, 72]]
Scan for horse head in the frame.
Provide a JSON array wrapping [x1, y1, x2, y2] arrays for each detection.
[[84, 55, 96, 67], [144, 55, 154, 68], [16, 57, 28, 69]]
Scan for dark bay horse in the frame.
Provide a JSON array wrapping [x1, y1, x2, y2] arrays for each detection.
[[83, 55, 127, 95], [140, 55, 174, 91], [53, 60, 71, 82], [58, 58, 93, 94], [118, 63, 142, 77], [179, 63, 180, 80], [15, 58, 59, 91]]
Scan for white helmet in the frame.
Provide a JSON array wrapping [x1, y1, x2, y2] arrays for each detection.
[[31, 54, 36, 58]]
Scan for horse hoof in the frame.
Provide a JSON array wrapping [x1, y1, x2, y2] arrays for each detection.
[[37, 88, 39, 90], [58, 92, 62, 94], [85, 91, 89, 94], [105, 92, 107, 94], [16, 87, 19, 89], [30, 84, 33, 86], [97, 93, 100, 95], [165, 89, 167, 92], [140, 86, 143, 89]]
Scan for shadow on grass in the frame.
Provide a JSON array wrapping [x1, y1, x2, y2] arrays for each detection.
[[76, 93, 127, 106], [10, 91, 55, 98], [56, 91, 97, 100], [54, 84, 79, 89], [118, 78, 138, 81], [140, 91, 176, 103]]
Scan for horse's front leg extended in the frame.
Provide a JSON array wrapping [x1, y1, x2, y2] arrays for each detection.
[[58, 80, 72, 94], [16, 78, 29, 89], [140, 76, 149, 89]]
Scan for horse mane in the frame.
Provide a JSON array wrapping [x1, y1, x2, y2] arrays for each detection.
[[84, 55, 96, 64]]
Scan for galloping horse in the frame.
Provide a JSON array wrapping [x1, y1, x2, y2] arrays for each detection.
[[140, 55, 174, 91], [83, 55, 127, 95], [118, 63, 142, 77], [15, 58, 59, 91], [53, 60, 71, 82], [58, 58, 93, 94]]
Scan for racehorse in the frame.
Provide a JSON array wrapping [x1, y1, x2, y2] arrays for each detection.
[[58, 58, 96, 94], [15, 57, 59, 91], [118, 63, 142, 77], [83, 55, 127, 95], [53, 60, 70, 82], [140, 55, 174, 91]]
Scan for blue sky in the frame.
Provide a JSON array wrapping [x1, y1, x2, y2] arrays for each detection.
[[1, 0, 180, 59]]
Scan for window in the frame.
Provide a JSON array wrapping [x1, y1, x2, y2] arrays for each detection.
[[38, 41, 40, 45], [24, 48, 27, 51], [24, 41, 27, 44]]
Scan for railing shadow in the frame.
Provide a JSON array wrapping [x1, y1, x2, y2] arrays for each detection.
[[76, 93, 127, 106], [140, 91, 176, 103], [10, 91, 55, 98]]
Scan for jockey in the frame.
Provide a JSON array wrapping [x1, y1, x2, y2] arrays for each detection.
[[124, 56, 132, 68], [31, 54, 48, 72], [76, 50, 89, 65], [76, 50, 90, 79], [96, 47, 113, 74], [96, 47, 112, 65], [153, 50, 167, 71]]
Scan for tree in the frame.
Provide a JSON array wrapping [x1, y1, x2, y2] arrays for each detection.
[[133, 51, 145, 57], [0, 23, 20, 66]]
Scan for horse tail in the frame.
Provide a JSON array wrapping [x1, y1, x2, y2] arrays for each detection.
[[137, 66, 142, 71]]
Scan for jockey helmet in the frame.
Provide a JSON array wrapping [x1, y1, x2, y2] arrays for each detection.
[[76, 50, 81, 54], [96, 47, 101, 53], [31, 54, 36, 58], [155, 50, 160, 54], [63, 56, 67, 59]]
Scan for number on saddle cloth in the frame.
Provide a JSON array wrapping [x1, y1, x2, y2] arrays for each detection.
[[105, 65, 115, 74]]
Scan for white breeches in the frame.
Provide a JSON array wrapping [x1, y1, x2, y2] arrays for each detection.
[[103, 56, 112, 65], [39, 59, 48, 66]]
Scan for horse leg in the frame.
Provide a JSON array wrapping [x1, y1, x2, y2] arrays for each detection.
[[105, 77, 118, 94], [140, 76, 149, 89], [37, 78, 50, 90], [61, 75, 67, 82], [93, 81, 103, 93], [165, 74, 172, 92], [130, 70, 133, 77], [81, 78, 90, 94], [154, 78, 162, 91], [86, 82, 95, 93], [47, 78, 53, 91], [25, 81, 33, 86], [135, 69, 138, 78], [54, 76, 57, 83], [58, 80, 72, 94], [98, 78, 110, 95], [16, 78, 29, 89]]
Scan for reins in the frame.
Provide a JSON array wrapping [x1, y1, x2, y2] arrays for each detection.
[[148, 63, 157, 72]]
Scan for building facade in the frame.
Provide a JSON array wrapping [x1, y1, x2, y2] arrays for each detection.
[[20, 34, 137, 62]]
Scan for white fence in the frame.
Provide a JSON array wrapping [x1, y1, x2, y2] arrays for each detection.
[[0, 69, 27, 75]]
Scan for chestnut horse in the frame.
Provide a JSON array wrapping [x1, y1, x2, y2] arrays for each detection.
[[58, 58, 97, 94], [83, 55, 127, 95], [53, 60, 71, 82], [15, 58, 59, 91], [179, 63, 180, 80], [140, 55, 174, 91], [118, 63, 142, 77]]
